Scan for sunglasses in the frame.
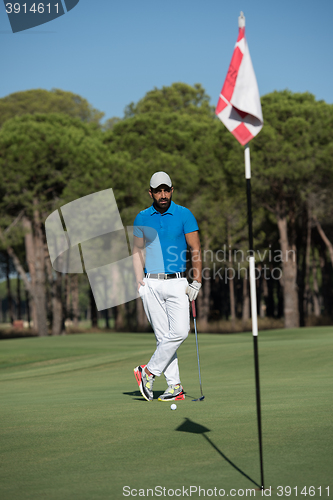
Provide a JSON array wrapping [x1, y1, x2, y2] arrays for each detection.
[[151, 187, 172, 193]]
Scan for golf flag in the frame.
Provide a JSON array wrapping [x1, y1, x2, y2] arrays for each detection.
[[215, 13, 263, 145], [215, 13, 265, 490]]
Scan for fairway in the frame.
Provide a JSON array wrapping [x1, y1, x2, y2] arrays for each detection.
[[0, 328, 332, 499]]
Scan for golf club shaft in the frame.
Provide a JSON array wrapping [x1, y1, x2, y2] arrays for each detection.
[[192, 301, 203, 397]]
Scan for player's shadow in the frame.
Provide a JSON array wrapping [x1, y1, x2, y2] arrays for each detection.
[[123, 390, 166, 401], [176, 418, 260, 489], [123, 390, 197, 401]]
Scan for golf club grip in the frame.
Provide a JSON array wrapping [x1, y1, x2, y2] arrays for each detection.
[[191, 300, 196, 318]]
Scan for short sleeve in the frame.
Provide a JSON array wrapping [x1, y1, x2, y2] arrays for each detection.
[[133, 213, 144, 238], [183, 209, 199, 234]]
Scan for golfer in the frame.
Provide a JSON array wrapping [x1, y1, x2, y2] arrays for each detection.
[[133, 171, 202, 401]]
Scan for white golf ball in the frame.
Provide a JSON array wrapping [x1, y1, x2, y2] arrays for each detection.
[[170, 404, 177, 410]]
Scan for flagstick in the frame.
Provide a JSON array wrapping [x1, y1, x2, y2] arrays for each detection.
[[245, 143, 264, 490]]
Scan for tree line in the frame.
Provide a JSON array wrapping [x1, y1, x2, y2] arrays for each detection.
[[0, 84, 333, 336]]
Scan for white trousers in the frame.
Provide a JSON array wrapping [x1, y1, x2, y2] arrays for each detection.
[[139, 277, 190, 386]]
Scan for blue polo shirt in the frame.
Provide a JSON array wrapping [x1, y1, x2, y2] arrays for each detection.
[[133, 201, 199, 274]]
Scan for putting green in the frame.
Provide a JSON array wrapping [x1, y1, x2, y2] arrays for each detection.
[[0, 327, 332, 499]]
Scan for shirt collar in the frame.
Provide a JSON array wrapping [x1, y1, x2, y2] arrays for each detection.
[[150, 200, 176, 216]]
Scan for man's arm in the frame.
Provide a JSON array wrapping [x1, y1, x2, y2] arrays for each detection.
[[185, 231, 202, 283], [132, 235, 145, 290]]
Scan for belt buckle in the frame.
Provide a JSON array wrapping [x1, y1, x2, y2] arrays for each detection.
[[158, 273, 166, 280]]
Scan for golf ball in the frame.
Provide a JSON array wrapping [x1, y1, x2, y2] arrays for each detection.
[[170, 404, 177, 410]]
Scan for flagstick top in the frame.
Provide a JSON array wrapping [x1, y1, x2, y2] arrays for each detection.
[[238, 11, 245, 28]]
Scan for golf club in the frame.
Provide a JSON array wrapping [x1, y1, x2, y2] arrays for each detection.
[[191, 300, 205, 401]]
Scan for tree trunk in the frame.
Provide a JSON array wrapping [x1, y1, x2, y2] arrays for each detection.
[[53, 272, 64, 335], [58, 274, 70, 333], [25, 289, 31, 327], [200, 267, 210, 330], [266, 266, 275, 317], [297, 214, 306, 327], [318, 242, 332, 317], [312, 250, 320, 317], [17, 272, 22, 320], [0, 224, 37, 329], [72, 275, 79, 328], [104, 308, 110, 329], [45, 245, 64, 336], [242, 272, 250, 322], [314, 216, 333, 267], [277, 278, 284, 318], [50, 269, 63, 336], [90, 288, 98, 328], [261, 274, 268, 318], [86, 302, 91, 321], [276, 215, 299, 328], [265, 268, 272, 316], [115, 303, 125, 330], [314, 217, 333, 317], [32, 203, 48, 336], [22, 217, 38, 330], [197, 234, 211, 327], [227, 228, 236, 324], [6, 254, 14, 324], [302, 207, 312, 323], [66, 275, 71, 321]]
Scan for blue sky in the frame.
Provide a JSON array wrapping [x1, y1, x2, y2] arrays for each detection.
[[1, 0, 332, 122]]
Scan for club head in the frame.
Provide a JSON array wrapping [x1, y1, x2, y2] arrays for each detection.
[[192, 396, 205, 401]]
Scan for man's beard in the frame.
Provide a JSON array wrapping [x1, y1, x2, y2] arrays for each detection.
[[152, 194, 172, 211]]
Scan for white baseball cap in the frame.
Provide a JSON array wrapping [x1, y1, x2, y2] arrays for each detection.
[[150, 171, 172, 189]]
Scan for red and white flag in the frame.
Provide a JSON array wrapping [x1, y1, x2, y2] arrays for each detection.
[[215, 13, 263, 146]]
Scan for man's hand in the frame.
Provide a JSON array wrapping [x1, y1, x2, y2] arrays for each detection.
[[186, 280, 202, 301], [137, 279, 145, 292]]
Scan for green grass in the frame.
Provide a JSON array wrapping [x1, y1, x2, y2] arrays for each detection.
[[0, 327, 332, 499]]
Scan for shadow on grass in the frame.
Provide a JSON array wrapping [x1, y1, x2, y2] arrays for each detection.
[[123, 390, 166, 400], [123, 390, 197, 401], [176, 418, 260, 489]]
